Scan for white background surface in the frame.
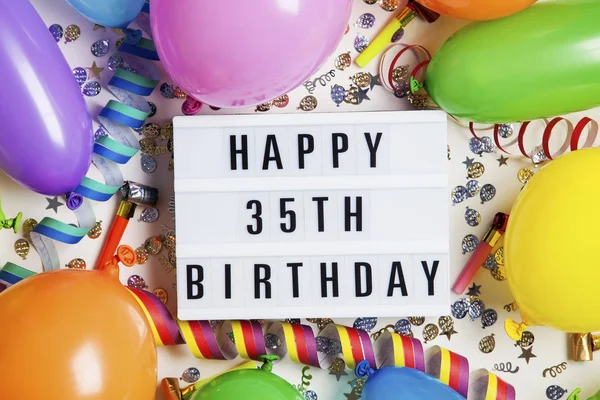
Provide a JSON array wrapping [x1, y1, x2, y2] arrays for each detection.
[[2, 0, 600, 398]]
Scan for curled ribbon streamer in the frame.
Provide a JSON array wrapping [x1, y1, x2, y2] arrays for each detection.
[[0, 264, 516, 400], [29, 7, 159, 271], [467, 117, 599, 161]]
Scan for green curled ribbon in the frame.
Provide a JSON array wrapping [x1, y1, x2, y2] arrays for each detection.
[[410, 76, 424, 94], [0, 197, 22, 234]]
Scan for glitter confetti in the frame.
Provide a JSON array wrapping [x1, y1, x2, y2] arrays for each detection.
[[91, 39, 110, 57], [479, 334, 496, 353], [66, 258, 86, 269], [467, 162, 485, 179], [480, 184, 497, 203], [394, 319, 412, 335], [139, 137, 156, 154], [143, 122, 160, 138], [145, 236, 163, 255], [285, 319, 300, 325], [363, 0, 377, 3], [481, 136, 496, 153], [481, 309, 498, 328], [316, 337, 342, 355], [531, 146, 549, 165], [174, 87, 187, 99], [82, 81, 101, 97], [451, 298, 470, 319], [298, 96, 318, 111], [163, 235, 176, 252], [354, 34, 370, 53], [469, 299, 485, 320], [483, 253, 497, 270], [498, 124, 514, 138], [465, 180, 481, 197], [518, 167, 535, 184], [94, 127, 108, 141], [264, 333, 283, 350], [135, 247, 149, 264], [271, 95, 289, 108], [491, 265, 506, 281], [451, 186, 468, 205], [351, 72, 371, 88], [330, 85, 346, 106], [160, 82, 176, 98], [14, 239, 29, 260], [108, 53, 124, 70], [356, 13, 376, 29], [181, 367, 200, 383], [303, 390, 318, 400], [546, 386, 567, 400], [153, 288, 168, 304], [141, 154, 157, 173], [255, 103, 271, 112], [353, 317, 377, 331], [87, 221, 102, 239], [438, 316, 454, 332], [422, 323, 439, 343], [464, 207, 481, 227], [344, 85, 359, 105], [72, 67, 87, 86], [49, 24, 63, 42], [391, 28, 405, 42], [148, 102, 157, 117], [394, 81, 410, 98], [161, 122, 174, 140], [469, 137, 485, 156], [407, 317, 425, 326], [21, 218, 37, 239], [334, 52, 352, 71], [379, 0, 400, 11], [140, 207, 159, 223], [494, 247, 504, 265], [127, 275, 147, 290], [516, 331, 535, 348], [392, 65, 409, 83], [64, 24, 81, 42], [461, 234, 479, 254]]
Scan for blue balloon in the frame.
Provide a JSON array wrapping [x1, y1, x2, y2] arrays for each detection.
[[66, 0, 146, 28], [358, 363, 466, 400]]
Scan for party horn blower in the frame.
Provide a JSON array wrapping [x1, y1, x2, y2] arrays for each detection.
[[96, 181, 158, 268], [452, 212, 508, 294], [571, 333, 600, 362]]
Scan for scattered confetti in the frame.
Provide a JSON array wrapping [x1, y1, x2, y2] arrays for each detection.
[[94, 127, 108, 141], [353, 317, 377, 331], [391, 28, 404, 42], [356, 13, 376, 29], [163, 235, 176, 252], [140, 207, 159, 223], [66, 258, 86, 269], [494, 248, 504, 265], [491, 265, 506, 281], [14, 239, 30, 260], [481, 136, 496, 153], [422, 323, 439, 343], [392, 65, 409, 83], [46, 196, 64, 213], [354, 34, 370, 53], [479, 334, 496, 353], [519, 346, 537, 364], [469, 299, 485, 320], [451, 298, 470, 319], [87, 221, 102, 239], [316, 336, 341, 355], [91, 39, 110, 57], [298, 96, 318, 111], [334, 52, 352, 71], [467, 162, 485, 179], [467, 283, 481, 297], [153, 288, 168, 304], [181, 367, 200, 383], [127, 275, 147, 290], [344, 85, 359, 105], [494, 362, 519, 373], [518, 167, 535, 184], [307, 318, 334, 331], [543, 362, 567, 378], [464, 207, 481, 227], [363, 0, 377, 4], [394, 319, 412, 335], [483, 253, 498, 270], [379, 0, 400, 11], [465, 180, 481, 197], [516, 331, 535, 348], [451, 186, 468, 205], [481, 309, 498, 328], [497, 154, 509, 167], [272, 95, 289, 108], [303, 390, 318, 400], [87, 61, 104, 80], [83, 81, 101, 96], [160, 82, 176, 98], [49, 24, 63, 42], [144, 236, 163, 255], [531, 146, 549, 165], [141, 154, 157, 173], [174, 87, 187, 99], [469, 137, 485, 156], [143, 122, 160, 138], [72, 67, 87, 86], [546, 385, 566, 400], [264, 333, 283, 350], [407, 317, 425, 326], [480, 184, 497, 204], [135, 247, 149, 264], [462, 156, 475, 168], [64, 24, 81, 42], [329, 358, 348, 381], [330, 85, 346, 107], [21, 218, 37, 239], [351, 72, 371, 88], [438, 316, 454, 332], [108, 53, 124, 70], [498, 124, 514, 138], [461, 234, 479, 254]]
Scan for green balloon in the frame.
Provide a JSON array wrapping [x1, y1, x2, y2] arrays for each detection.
[[190, 356, 304, 400], [425, 0, 600, 123]]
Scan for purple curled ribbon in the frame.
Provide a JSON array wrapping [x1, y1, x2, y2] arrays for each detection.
[[65, 192, 83, 210]]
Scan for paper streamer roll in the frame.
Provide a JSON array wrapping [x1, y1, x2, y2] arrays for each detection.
[[28, 6, 159, 271], [1, 264, 515, 400]]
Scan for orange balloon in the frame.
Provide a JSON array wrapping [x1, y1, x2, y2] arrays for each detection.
[[416, 0, 537, 20], [0, 262, 157, 399]]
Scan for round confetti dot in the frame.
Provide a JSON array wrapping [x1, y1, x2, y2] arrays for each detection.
[[356, 13, 376, 29], [272, 94, 289, 108], [139, 137, 156, 154], [303, 391, 318, 400], [181, 367, 200, 383], [87, 221, 102, 239], [148, 102, 157, 117], [264, 333, 283, 350], [153, 288, 168, 304], [469, 137, 485, 156], [161, 122, 174, 140], [407, 316, 425, 326], [108, 53, 124, 70], [145, 236, 163, 255], [462, 234, 479, 254], [498, 124, 513, 138], [64, 24, 81, 42], [330, 85, 346, 106], [481, 309, 498, 328], [143, 122, 160, 138], [438, 316, 454, 332], [518, 167, 535, 184], [140, 207, 159, 223], [451, 186, 468, 205], [354, 34, 370, 53], [481, 136, 495, 153], [546, 386, 567, 400], [422, 323, 439, 343], [394, 81, 411, 98], [464, 207, 481, 227], [469, 299, 485, 320], [391, 28, 405, 42], [141, 154, 157, 173], [479, 334, 496, 353], [135, 247, 149, 264], [483, 253, 497, 270], [298, 95, 318, 111], [49, 24, 63, 42], [83, 81, 101, 97], [160, 82, 176, 98], [465, 180, 481, 198], [394, 319, 412, 335], [467, 162, 485, 179], [392, 65, 409, 83], [517, 331, 535, 348], [72, 67, 87, 86], [66, 258, 86, 269], [94, 127, 108, 141], [91, 39, 109, 57], [334, 52, 352, 71], [379, 0, 399, 11], [480, 184, 497, 204], [451, 298, 470, 319], [127, 275, 147, 290], [353, 317, 377, 331], [494, 247, 504, 265]]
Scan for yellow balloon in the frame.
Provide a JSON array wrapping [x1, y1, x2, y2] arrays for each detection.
[[505, 149, 600, 338]]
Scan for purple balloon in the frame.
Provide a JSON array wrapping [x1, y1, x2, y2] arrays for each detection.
[[0, 0, 93, 196]]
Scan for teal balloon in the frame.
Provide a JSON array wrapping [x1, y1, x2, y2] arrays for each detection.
[[190, 368, 304, 400], [425, 0, 600, 123], [66, 0, 146, 28]]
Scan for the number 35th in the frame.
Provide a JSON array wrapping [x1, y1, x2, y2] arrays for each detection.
[[246, 199, 296, 235]]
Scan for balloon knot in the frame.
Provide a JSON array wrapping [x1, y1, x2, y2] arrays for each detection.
[[66, 192, 83, 210], [123, 28, 143, 45], [0, 198, 22, 234], [355, 360, 375, 378], [504, 318, 528, 341]]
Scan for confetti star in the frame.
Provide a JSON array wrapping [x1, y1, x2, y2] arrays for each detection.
[[344, 389, 361, 400], [518, 346, 537, 364], [497, 154, 509, 167], [467, 283, 482, 297], [356, 87, 371, 103], [463, 156, 475, 168], [329, 368, 348, 381], [86, 61, 104, 80], [93, 24, 106, 31], [442, 329, 458, 340], [45, 196, 64, 213], [368, 73, 381, 90]]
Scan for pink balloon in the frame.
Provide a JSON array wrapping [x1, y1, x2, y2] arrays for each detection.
[[150, 0, 352, 108]]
